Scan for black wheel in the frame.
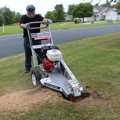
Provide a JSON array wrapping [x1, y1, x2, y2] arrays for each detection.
[[31, 69, 42, 87]]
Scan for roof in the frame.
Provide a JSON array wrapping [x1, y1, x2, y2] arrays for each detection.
[[95, 7, 108, 12], [94, 7, 116, 15], [105, 8, 116, 13], [65, 13, 72, 17]]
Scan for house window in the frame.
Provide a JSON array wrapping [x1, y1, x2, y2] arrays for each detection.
[[94, 15, 99, 17], [103, 15, 106, 19]]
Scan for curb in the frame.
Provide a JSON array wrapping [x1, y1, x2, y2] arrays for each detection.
[[0, 34, 22, 38], [0, 53, 24, 61]]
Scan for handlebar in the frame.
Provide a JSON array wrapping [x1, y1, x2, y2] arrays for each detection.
[[28, 21, 49, 30], [29, 21, 48, 24]]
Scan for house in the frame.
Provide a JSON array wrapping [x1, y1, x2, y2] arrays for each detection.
[[106, 10, 118, 20], [66, 7, 120, 22], [65, 14, 72, 20], [94, 7, 117, 21], [83, 7, 119, 22], [106, 9, 119, 20]]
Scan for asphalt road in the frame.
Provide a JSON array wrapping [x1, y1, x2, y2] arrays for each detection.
[[0, 25, 120, 59]]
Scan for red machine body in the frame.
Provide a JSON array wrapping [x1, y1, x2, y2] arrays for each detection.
[[43, 57, 54, 72]]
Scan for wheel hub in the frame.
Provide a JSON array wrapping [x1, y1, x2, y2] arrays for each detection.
[[32, 74, 36, 86]]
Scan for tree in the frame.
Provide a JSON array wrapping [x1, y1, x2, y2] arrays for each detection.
[[94, 3, 100, 7], [73, 3, 93, 22], [45, 11, 53, 20], [1, 6, 15, 25], [15, 12, 22, 23], [90, 0, 120, 3], [0, 9, 5, 26], [0, 15, 5, 26], [115, 2, 120, 14], [67, 4, 76, 15], [53, 4, 65, 21], [105, 0, 119, 3], [83, 0, 120, 5], [11, 11, 16, 23], [0, 6, 22, 25], [100, 2, 114, 7]]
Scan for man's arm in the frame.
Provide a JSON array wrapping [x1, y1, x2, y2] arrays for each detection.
[[20, 23, 30, 29], [42, 18, 47, 22], [20, 18, 47, 29], [20, 15, 26, 29], [20, 23, 25, 29], [42, 18, 53, 24], [20, 18, 51, 29]]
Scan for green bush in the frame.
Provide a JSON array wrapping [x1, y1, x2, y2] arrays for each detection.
[[74, 19, 80, 24], [74, 19, 78, 23], [77, 19, 80, 23]]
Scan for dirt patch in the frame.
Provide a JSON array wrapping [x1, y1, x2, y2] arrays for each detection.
[[0, 85, 62, 113], [77, 90, 103, 101], [0, 85, 104, 113], [75, 86, 104, 103]]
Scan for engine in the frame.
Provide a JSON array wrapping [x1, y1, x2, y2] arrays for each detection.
[[41, 45, 62, 72], [43, 57, 54, 72]]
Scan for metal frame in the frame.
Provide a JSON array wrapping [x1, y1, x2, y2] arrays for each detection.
[[27, 21, 83, 98]]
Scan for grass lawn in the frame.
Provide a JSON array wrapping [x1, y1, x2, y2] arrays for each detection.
[[0, 32, 120, 119], [0, 20, 120, 36]]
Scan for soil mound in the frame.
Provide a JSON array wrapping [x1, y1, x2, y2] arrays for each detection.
[[0, 85, 103, 113], [0, 86, 62, 112]]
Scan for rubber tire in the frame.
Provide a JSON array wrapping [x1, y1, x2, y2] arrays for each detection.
[[31, 69, 42, 87]]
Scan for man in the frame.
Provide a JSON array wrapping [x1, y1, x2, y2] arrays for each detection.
[[20, 5, 52, 73]]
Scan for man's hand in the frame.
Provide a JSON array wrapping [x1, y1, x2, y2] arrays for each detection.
[[23, 23, 30, 29], [47, 19, 53, 24]]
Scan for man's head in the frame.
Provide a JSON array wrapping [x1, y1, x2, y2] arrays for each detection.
[[26, 5, 36, 18]]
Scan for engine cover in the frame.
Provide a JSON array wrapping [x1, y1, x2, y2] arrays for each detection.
[[43, 57, 54, 72], [46, 49, 62, 61]]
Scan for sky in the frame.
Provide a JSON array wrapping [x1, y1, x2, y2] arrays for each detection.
[[0, 0, 115, 17]]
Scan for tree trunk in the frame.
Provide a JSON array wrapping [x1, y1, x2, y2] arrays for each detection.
[[83, 17, 84, 22]]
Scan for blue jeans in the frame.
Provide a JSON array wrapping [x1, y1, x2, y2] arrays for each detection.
[[24, 37, 43, 70]]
